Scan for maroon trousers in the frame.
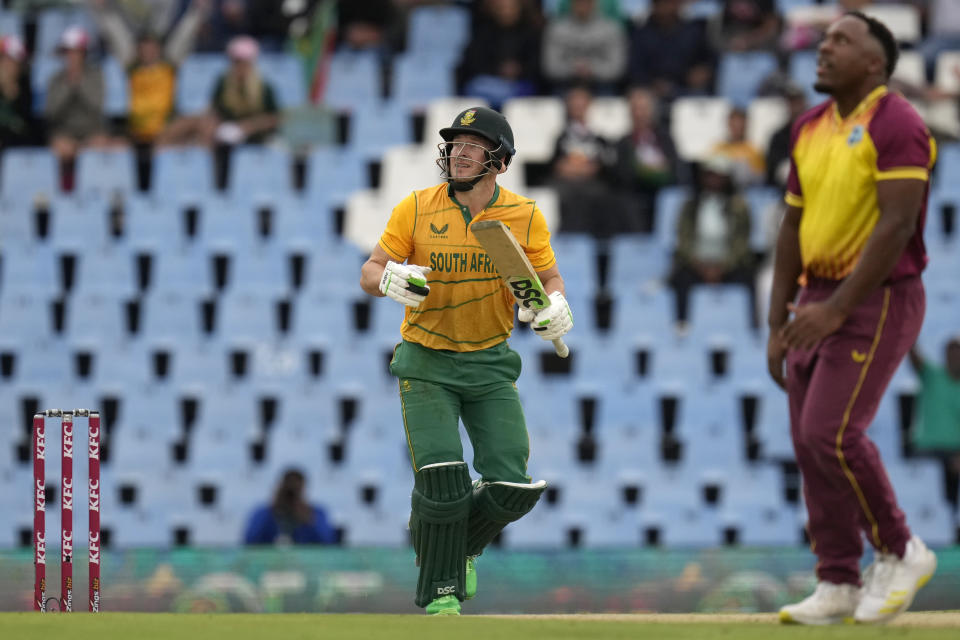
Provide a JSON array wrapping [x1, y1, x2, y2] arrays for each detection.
[[786, 276, 924, 586]]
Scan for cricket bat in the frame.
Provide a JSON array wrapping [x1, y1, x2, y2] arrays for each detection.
[[471, 220, 569, 358]]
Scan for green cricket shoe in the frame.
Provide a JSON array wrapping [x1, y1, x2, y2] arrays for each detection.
[[426, 595, 461, 616], [465, 556, 478, 600]]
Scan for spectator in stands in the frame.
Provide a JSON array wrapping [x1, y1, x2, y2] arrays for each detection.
[[710, 107, 765, 187], [158, 35, 279, 148], [613, 85, 680, 233], [93, 0, 210, 188], [0, 34, 34, 149], [667, 154, 755, 328], [337, 0, 396, 53], [541, 0, 627, 94], [46, 26, 119, 192], [920, 0, 960, 78], [907, 337, 960, 508], [710, 0, 780, 52], [458, 0, 542, 109], [87, 0, 184, 36], [766, 84, 806, 188], [627, 0, 716, 100], [549, 83, 619, 236], [243, 468, 337, 545]]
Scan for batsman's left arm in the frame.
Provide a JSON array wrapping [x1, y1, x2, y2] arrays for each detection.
[[536, 264, 565, 297]]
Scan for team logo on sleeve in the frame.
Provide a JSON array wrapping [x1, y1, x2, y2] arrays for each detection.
[[847, 125, 864, 147], [430, 223, 449, 238], [459, 110, 477, 126]]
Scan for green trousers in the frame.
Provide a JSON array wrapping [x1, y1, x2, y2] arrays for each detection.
[[390, 340, 531, 483]]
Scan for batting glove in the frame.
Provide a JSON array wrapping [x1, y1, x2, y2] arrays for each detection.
[[379, 261, 431, 307], [530, 291, 573, 341]]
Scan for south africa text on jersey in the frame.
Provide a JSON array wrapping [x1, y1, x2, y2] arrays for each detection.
[[429, 251, 498, 274]]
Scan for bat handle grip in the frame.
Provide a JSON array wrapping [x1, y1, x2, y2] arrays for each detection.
[[552, 338, 569, 358]]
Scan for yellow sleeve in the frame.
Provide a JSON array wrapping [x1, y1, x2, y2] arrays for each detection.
[[378, 192, 418, 262], [525, 204, 556, 272]]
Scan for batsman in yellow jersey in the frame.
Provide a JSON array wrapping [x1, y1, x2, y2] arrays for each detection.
[[360, 106, 574, 615]]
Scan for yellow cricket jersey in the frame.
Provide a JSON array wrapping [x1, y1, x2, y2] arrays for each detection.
[[128, 62, 176, 142], [785, 86, 935, 281], [379, 183, 556, 352]]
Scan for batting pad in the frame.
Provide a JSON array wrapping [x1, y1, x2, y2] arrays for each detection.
[[466, 480, 547, 557], [410, 461, 473, 607]]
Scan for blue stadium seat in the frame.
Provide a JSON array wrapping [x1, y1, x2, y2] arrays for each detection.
[[687, 284, 756, 348], [323, 51, 381, 111], [609, 286, 675, 343], [717, 52, 778, 106], [271, 198, 336, 250], [65, 293, 127, 345], [348, 101, 414, 161], [679, 396, 746, 472], [190, 396, 257, 472], [933, 143, 960, 195], [550, 232, 596, 289], [258, 53, 306, 109], [0, 292, 53, 345], [788, 51, 819, 105], [0, 200, 35, 245], [886, 460, 954, 546], [391, 53, 456, 111], [152, 146, 215, 200], [0, 10, 24, 40], [121, 197, 183, 251], [217, 292, 281, 344], [228, 145, 294, 200], [73, 249, 136, 298], [193, 195, 259, 251], [776, 0, 815, 11], [289, 293, 353, 346], [0, 245, 60, 299], [148, 246, 215, 299], [48, 196, 112, 252], [301, 241, 367, 296], [368, 296, 406, 342], [103, 55, 128, 116], [0, 147, 59, 204], [176, 54, 227, 114], [685, 0, 722, 18], [722, 503, 799, 545], [750, 384, 794, 460], [406, 5, 470, 61], [653, 186, 686, 249], [501, 505, 567, 549], [606, 233, 672, 287], [29, 54, 59, 112], [75, 149, 137, 199], [17, 345, 71, 387], [227, 247, 291, 297], [139, 292, 202, 344], [305, 146, 368, 208], [745, 186, 781, 251], [342, 509, 410, 547]]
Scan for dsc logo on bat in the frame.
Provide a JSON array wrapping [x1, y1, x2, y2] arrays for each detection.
[[509, 279, 545, 309]]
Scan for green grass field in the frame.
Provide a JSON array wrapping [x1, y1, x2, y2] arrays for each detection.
[[2, 613, 959, 640]]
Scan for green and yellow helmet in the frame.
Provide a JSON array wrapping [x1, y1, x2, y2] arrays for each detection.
[[437, 106, 516, 190]]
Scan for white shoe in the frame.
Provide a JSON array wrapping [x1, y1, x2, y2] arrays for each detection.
[[779, 581, 860, 625], [854, 535, 937, 624]]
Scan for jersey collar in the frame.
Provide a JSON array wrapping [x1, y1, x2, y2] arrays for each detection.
[[448, 183, 500, 226], [832, 84, 887, 124]]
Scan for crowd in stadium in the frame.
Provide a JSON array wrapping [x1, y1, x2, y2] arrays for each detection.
[[0, 0, 958, 556]]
